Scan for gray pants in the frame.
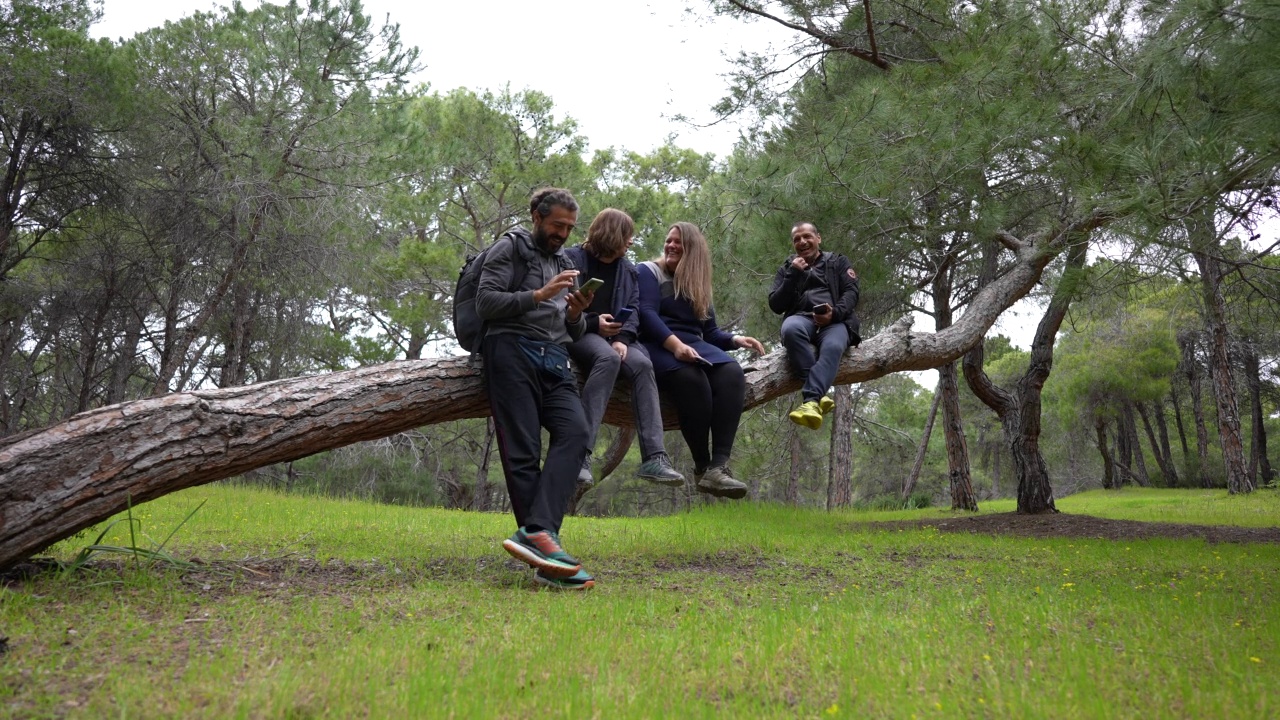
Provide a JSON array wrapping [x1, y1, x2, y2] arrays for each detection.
[[568, 333, 666, 460]]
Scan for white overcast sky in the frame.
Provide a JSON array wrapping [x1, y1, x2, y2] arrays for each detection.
[[92, 0, 783, 158]]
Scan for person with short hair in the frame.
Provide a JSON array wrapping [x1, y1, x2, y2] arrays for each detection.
[[637, 222, 765, 498], [768, 221, 861, 430], [565, 209, 685, 489], [476, 187, 596, 590]]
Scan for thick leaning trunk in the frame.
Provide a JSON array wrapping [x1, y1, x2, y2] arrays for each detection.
[[0, 230, 1067, 570], [962, 236, 1088, 513], [1188, 212, 1252, 494]]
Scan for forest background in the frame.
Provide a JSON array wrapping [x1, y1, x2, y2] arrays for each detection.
[[2, 0, 1278, 520]]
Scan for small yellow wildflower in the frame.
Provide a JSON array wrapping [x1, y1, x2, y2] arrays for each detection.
[[825, 704, 839, 715], [1251, 657, 1262, 664]]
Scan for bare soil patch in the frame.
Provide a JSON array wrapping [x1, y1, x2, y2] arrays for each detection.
[[856, 512, 1280, 544]]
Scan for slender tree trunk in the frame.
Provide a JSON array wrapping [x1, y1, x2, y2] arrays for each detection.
[[902, 378, 941, 499], [991, 439, 1001, 497], [1095, 416, 1117, 489], [1180, 331, 1214, 487], [787, 426, 803, 505], [1136, 401, 1178, 486], [1188, 213, 1252, 493], [1169, 384, 1190, 459], [1151, 398, 1180, 486], [474, 418, 496, 512], [1243, 344, 1274, 484], [1121, 403, 1151, 486], [827, 384, 854, 509]]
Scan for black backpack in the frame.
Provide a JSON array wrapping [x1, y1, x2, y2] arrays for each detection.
[[452, 234, 528, 353]]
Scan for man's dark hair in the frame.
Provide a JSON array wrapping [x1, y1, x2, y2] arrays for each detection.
[[530, 187, 579, 218], [791, 221, 819, 235]]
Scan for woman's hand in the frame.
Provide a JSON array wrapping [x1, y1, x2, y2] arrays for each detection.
[[612, 341, 628, 361], [597, 314, 623, 337], [733, 335, 766, 356], [672, 342, 703, 364]]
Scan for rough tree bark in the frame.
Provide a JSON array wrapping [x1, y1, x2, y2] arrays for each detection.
[[826, 384, 855, 509], [964, 237, 1088, 514], [1094, 416, 1117, 489], [0, 229, 1069, 569], [1188, 214, 1252, 494]]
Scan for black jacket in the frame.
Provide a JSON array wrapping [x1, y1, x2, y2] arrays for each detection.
[[768, 251, 861, 347], [562, 245, 640, 345]]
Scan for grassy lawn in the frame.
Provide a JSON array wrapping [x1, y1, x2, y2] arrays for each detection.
[[3, 485, 1278, 718]]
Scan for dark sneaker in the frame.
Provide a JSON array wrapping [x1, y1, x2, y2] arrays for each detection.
[[636, 453, 686, 486], [577, 457, 594, 488], [788, 400, 823, 430], [819, 395, 835, 415], [502, 528, 581, 578], [534, 567, 595, 590], [696, 465, 748, 499]]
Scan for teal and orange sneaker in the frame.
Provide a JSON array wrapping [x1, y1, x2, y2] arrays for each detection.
[[533, 567, 595, 591], [502, 528, 581, 578]]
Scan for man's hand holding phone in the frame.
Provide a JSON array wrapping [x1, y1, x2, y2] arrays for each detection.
[[813, 302, 833, 327]]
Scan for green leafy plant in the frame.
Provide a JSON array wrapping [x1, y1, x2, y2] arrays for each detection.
[[62, 495, 206, 574]]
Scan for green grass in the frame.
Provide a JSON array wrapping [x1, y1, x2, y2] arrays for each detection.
[[3, 485, 1279, 718]]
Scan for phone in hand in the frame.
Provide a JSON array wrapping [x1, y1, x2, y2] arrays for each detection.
[[694, 355, 713, 366], [612, 307, 635, 322], [813, 303, 832, 315], [579, 277, 605, 294]]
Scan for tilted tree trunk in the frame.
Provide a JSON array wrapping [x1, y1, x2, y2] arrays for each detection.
[[1121, 403, 1151, 487], [1151, 398, 1180, 486], [963, 237, 1089, 513], [1187, 214, 1252, 494], [1179, 331, 1214, 487], [1136, 401, 1178, 486], [826, 384, 855, 509], [0, 228, 1070, 569], [901, 379, 942, 500], [1095, 416, 1117, 489]]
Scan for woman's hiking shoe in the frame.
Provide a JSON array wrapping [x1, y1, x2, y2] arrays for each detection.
[[636, 453, 686, 486], [788, 400, 824, 430], [502, 528, 581, 578], [534, 567, 595, 591], [695, 466, 748, 499], [819, 395, 836, 414]]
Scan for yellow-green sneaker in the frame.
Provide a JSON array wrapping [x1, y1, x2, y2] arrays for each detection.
[[818, 396, 835, 414], [788, 400, 823, 430]]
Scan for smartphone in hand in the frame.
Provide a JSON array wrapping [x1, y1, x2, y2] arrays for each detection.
[[813, 303, 832, 315], [613, 307, 635, 322], [579, 277, 605, 294]]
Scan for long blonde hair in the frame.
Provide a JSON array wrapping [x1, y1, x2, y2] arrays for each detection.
[[664, 222, 713, 320]]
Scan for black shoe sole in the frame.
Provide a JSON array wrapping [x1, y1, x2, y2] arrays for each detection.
[[695, 485, 748, 499], [637, 474, 686, 487]]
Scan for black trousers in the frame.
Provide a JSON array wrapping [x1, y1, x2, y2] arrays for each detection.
[[656, 361, 746, 472], [483, 333, 590, 533]]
